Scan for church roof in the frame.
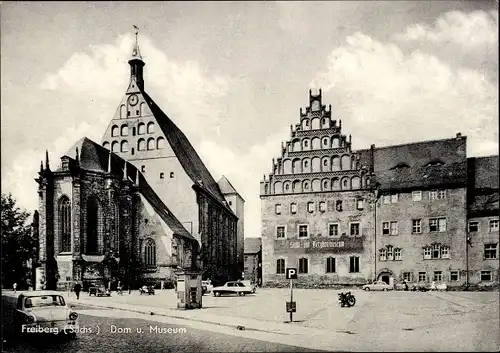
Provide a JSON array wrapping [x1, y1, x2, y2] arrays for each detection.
[[140, 91, 233, 213], [244, 237, 261, 254], [357, 136, 468, 192], [59, 137, 196, 243], [218, 175, 244, 201]]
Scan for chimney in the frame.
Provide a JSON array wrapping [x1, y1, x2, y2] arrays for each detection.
[[456, 132, 462, 139]]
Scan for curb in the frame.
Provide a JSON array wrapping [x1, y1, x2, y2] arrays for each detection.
[[70, 301, 291, 335]]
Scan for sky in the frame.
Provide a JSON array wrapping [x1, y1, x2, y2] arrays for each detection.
[[1, 1, 498, 239]]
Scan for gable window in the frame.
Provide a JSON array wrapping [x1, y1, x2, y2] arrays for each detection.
[[350, 223, 360, 236], [304, 181, 310, 191], [412, 191, 422, 202], [138, 123, 145, 135], [349, 256, 360, 273], [121, 125, 128, 136], [319, 201, 326, 212], [335, 200, 343, 211], [418, 272, 426, 282], [433, 271, 442, 282], [307, 202, 315, 213], [59, 196, 71, 253], [484, 243, 498, 259], [147, 122, 154, 134], [450, 270, 459, 282], [481, 271, 492, 281], [276, 226, 285, 239], [276, 259, 285, 274], [326, 257, 336, 273], [275, 204, 282, 215], [391, 194, 398, 204], [328, 224, 339, 237], [468, 221, 479, 233], [144, 238, 156, 267], [429, 217, 446, 232], [379, 248, 387, 261], [141, 165, 146, 172], [160, 173, 164, 179], [170, 172, 175, 178], [402, 272, 411, 282], [138, 139, 146, 151], [298, 224, 309, 238], [490, 219, 499, 232], [157, 137, 165, 149], [290, 203, 297, 214], [111, 125, 119, 137], [394, 248, 402, 260], [147, 138, 155, 150], [298, 258, 309, 274], [412, 219, 422, 234]]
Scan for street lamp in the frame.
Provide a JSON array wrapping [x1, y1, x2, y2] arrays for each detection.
[[368, 184, 381, 281]]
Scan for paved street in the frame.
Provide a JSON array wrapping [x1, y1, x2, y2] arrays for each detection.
[[2, 306, 324, 353]]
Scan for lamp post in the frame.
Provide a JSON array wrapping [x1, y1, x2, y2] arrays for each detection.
[[369, 185, 380, 281]]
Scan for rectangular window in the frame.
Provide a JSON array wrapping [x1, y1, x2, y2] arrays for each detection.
[[350, 223, 360, 236], [356, 199, 364, 210], [326, 257, 336, 273], [336, 200, 343, 211], [276, 259, 285, 274], [402, 272, 411, 282], [383, 195, 391, 204], [441, 246, 450, 259], [379, 249, 387, 261], [319, 201, 326, 212], [328, 224, 339, 237], [382, 222, 390, 235], [433, 271, 442, 282], [450, 270, 459, 282], [412, 219, 422, 234], [418, 272, 426, 282], [490, 219, 499, 232], [423, 247, 431, 260], [481, 271, 492, 281], [429, 190, 438, 200], [391, 194, 398, 204], [484, 244, 498, 259], [429, 217, 446, 232], [275, 204, 282, 215], [276, 226, 285, 239], [468, 221, 479, 233], [298, 224, 309, 238], [438, 190, 446, 199], [349, 256, 360, 273], [298, 258, 309, 274], [290, 203, 297, 214], [307, 202, 315, 213], [387, 246, 393, 261], [394, 248, 402, 260], [432, 244, 440, 259], [412, 191, 422, 202], [390, 221, 398, 235]]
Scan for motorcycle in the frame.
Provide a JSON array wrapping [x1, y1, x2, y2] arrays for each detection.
[[338, 291, 356, 307]]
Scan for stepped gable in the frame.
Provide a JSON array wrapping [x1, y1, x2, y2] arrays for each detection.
[[139, 91, 233, 213], [59, 137, 196, 243], [370, 135, 468, 192]]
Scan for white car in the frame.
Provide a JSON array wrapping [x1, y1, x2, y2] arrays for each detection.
[[362, 280, 394, 291], [202, 281, 213, 295], [13, 291, 79, 338], [212, 281, 254, 296]]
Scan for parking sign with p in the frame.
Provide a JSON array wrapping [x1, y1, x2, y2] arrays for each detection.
[[286, 268, 297, 279]]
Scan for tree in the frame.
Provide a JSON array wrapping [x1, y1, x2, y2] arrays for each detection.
[[1, 193, 35, 289]]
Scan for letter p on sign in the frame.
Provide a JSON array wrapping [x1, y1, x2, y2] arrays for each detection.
[[286, 268, 297, 279]]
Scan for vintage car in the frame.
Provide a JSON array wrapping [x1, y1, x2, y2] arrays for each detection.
[[202, 280, 213, 295], [362, 280, 394, 291], [212, 281, 254, 296], [11, 291, 79, 338], [88, 283, 111, 297], [240, 280, 257, 293]]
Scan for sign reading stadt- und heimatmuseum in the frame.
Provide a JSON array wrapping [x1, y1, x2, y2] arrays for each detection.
[[274, 235, 365, 253]]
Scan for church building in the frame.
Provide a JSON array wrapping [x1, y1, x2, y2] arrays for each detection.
[[261, 89, 498, 288], [35, 34, 244, 290]]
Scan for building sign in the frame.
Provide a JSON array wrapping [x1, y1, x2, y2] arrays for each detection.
[[274, 236, 364, 253]]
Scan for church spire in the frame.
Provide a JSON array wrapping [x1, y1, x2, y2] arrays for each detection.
[[128, 25, 145, 91]]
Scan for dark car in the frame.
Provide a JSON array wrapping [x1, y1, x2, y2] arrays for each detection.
[[88, 283, 111, 297]]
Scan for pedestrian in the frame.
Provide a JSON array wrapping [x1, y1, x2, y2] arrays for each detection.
[[13, 282, 17, 293], [74, 282, 82, 300]]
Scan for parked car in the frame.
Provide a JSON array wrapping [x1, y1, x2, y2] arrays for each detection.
[[239, 280, 257, 293], [202, 281, 213, 295], [88, 283, 111, 297], [212, 281, 254, 296], [12, 291, 79, 338], [362, 280, 394, 291]]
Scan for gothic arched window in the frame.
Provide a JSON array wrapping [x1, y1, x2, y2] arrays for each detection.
[[121, 125, 128, 136], [157, 137, 165, 149], [147, 122, 154, 134], [111, 125, 119, 137], [138, 123, 145, 135], [147, 138, 155, 150], [138, 139, 146, 151], [144, 238, 156, 266], [121, 140, 129, 153], [111, 141, 119, 152], [59, 196, 71, 253], [86, 196, 100, 254]]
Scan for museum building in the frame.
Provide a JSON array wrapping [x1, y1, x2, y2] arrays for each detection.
[[260, 89, 498, 287]]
